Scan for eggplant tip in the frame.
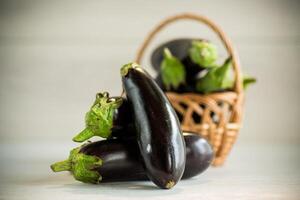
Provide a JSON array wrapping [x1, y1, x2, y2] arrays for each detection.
[[121, 62, 140, 76], [165, 180, 175, 189]]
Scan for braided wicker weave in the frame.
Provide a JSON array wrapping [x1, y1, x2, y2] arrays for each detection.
[[136, 13, 244, 166]]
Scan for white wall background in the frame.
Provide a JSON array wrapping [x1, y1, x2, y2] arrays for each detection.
[[0, 0, 299, 144]]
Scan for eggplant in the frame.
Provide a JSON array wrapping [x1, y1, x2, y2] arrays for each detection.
[[72, 92, 134, 142], [181, 56, 202, 87], [154, 73, 165, 91], [50, 133, 213, 183], [182, 133, 213, 178], [121, 63, 186, 189], [151, 38, 206, 87], [151, 38, 196, 72], [110, 98, 136, 139]]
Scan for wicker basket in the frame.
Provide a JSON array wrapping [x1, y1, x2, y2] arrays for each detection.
[[135, 13, 244, 166]]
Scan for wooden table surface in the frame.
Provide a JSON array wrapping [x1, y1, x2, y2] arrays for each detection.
[[1, 141, 299, 200]]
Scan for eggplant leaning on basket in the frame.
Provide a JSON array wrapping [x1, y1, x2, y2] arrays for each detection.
[[51, 132, 213, 183], [121, 62, 186, 189]]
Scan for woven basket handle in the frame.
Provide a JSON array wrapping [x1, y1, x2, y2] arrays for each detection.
[[135, 13, 243, 94]]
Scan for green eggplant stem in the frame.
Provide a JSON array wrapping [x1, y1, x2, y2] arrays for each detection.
[[72, 128, 94, 142], [50, 146, 103, 184], [163, 48, 172, 59], [121, 62, 140, 77], [51, 159, 71, 172], [72, 92, 123, 142]]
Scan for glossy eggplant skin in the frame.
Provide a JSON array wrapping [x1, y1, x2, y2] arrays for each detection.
[[122, 65, 186, 189], [80, 139, 146, 182], [110, 98, 135, 139], [80, 133, 213, 182], [154, 73, 165, 91], [183, 133, 213, 178]]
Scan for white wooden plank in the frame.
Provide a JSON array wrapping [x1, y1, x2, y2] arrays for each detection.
[[0, 0, 299, 42]]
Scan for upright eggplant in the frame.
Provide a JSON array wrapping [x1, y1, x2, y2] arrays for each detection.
[[72, 92, 134, 142], [50, 133, 213, 183], [120, 63, 185, 189]]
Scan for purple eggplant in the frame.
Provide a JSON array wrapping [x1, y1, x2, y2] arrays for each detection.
[[50, 133, 213, 184], [121, 63, 185, 189]]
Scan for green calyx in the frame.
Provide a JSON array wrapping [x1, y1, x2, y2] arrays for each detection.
[[72, 92, 123, 142], [121, 62, 141, 77], [161, 48, 186, 90], [196, 57, 232, 94], [196, 57, 256, 93], [50, 146, 103, 184], [189, 41, 218, 68]]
